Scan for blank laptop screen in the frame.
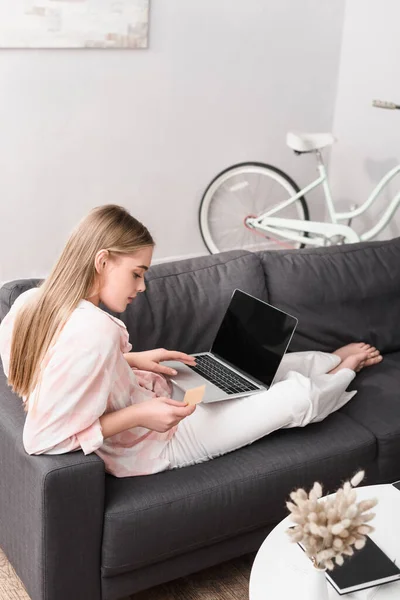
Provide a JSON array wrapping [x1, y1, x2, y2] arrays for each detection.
[[211, 290, 297, 387]]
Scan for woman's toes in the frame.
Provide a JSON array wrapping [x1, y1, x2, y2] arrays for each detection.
[[364, 355, 383, 366], [368, 349, 380, 357]]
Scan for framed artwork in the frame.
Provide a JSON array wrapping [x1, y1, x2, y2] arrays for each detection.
[[0, 0, 150, 48]]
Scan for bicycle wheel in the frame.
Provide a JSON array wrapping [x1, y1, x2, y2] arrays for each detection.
[[199, 162, 310, 254]]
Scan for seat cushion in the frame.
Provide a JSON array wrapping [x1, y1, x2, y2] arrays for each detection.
[[340, 351, 400, 481], [286, 131, 335, 152], [101, 413, 375, 578]]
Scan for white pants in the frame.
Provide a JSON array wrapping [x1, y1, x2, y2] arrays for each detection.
[[161, 351, 356, 470]]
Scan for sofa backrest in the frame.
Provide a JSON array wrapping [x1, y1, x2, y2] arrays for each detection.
[[3, 238, 400, 356], [0, 251, 268, 354], [257, 237, 400, 353], [119, 250, 268, 353]]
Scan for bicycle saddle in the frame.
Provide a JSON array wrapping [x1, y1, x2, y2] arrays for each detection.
[[286, 131, 336, 153]]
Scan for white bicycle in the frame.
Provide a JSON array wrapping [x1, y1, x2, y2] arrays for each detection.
[[199, 99, 400, 253]]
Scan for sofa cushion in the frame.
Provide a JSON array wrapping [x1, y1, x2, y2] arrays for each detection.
[[117, 250, 268, 353], [101, 413, 375, 578], [340, 351, 400, 482], [257, 238, 400, 353], [0, 251, 267, 356]]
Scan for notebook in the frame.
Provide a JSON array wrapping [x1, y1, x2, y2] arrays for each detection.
[[298, 535, 400, 595]]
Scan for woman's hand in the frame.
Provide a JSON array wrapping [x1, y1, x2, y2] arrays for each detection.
[[124, 348, 196, 376], [134, 397, 196, 433]]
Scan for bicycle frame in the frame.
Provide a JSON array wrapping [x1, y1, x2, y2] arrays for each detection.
[[338, 164, 400, 241], [246, 151, 400, 246]]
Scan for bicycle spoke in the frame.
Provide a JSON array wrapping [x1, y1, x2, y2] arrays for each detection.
[[200, 163, 308, 253]]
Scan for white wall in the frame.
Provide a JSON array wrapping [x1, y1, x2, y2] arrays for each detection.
[[0, 0, 345, 283], [329, 0, 400, 240]]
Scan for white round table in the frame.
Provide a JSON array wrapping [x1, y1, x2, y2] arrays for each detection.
[[249, 484, 400, 600]]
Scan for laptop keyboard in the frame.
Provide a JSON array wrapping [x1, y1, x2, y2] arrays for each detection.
[[189, 354, 259, 395]]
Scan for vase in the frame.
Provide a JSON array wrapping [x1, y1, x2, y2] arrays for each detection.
[[308, 561, 329, 600]]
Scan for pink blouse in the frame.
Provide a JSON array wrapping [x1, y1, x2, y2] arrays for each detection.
[[0, 288, 176, 477]]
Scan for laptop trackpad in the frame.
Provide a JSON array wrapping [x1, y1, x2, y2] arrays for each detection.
[[162, 361, 227, 403]]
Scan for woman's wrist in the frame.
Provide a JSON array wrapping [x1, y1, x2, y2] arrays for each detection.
[[123, 352, 137, 368]]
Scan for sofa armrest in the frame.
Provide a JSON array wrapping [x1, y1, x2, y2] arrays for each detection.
[[0, 278, 43, 321], [0, 369, 105, 600]]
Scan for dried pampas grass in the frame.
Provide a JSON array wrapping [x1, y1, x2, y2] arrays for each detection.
[[286, 470, 378, 570]]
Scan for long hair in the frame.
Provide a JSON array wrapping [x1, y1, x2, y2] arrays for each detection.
[[8, 204, 154, 412]]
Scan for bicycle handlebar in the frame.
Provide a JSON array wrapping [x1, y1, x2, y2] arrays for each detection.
[[372, 99, 400, 109]]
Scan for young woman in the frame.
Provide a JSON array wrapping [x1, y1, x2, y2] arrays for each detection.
[[0, 205, 382, 477]]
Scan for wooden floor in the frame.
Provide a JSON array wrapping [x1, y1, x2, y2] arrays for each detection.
[[0, 548, 29, 600], [0, 546, 256, 600]]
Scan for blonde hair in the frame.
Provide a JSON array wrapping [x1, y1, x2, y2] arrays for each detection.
[[8, 204, 154, 412]]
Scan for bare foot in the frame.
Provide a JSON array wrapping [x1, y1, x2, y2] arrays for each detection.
[[330, 352, 369, 374], [333, 342, 382, 364]]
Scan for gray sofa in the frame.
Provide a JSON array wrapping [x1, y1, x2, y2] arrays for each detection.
[[1, 237, 400, 600]]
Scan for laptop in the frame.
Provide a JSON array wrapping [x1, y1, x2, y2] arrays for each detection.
[[162, 289, 298, 404]]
